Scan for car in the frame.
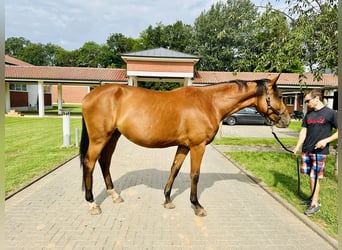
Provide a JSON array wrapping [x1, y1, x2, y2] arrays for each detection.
[[223, 107, 271, 126]]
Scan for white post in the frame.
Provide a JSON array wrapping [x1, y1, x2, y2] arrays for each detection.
[[38, 81, 45, 117], [325, 90, 334, 109], [5, 82, 10, 112], [57, 83, 63, 115], [184, 77, 192, 86], [133, 76, 138, 87], [62, 109, 71, 147], [128, 76, 133, 86], [294, 93, 298, 111]]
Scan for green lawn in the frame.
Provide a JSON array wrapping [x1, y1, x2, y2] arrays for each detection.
[[5, 116, 81, 195], [213, 125, 338, 239], [22, 104, 82, 116]]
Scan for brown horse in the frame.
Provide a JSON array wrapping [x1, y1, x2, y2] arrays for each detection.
[[80, 75, 290, 216]]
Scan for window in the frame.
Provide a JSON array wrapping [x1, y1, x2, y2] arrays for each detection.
[[10, 84, 27, 91], [285, 96, 295, 106]]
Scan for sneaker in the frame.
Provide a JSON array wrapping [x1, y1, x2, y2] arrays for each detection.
[[300, 199, 321, 206], [304, 204, 320, 216]]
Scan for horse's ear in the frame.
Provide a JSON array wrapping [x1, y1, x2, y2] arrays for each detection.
[[270, 74, 281, 85]]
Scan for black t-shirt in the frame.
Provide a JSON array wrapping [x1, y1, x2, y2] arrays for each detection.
[[302, 107, 338, 154]]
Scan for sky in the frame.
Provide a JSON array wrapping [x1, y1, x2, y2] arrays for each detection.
[[5, 0, 285, 51]]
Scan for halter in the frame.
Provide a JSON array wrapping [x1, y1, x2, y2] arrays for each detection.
[[264, 83, 287, 118]]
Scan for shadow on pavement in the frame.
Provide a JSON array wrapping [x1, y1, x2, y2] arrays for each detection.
[[94, 167, 259, 206]]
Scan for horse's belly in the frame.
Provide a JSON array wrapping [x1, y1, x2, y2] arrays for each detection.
[[118, 124, 179, 148], [124, 132, 178, 148]]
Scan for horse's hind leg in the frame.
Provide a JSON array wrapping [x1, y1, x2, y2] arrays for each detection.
[[98, 130, 124, 204], [83, 143, 105, 215], [164, 145, 189, 209], [189, 144, 207, 217]]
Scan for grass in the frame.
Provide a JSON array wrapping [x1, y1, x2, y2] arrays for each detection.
[[213, 121, 338, 239], [5, 116, 81, 195], [225, 150, 337, 239], [22, 104, 82, 116]]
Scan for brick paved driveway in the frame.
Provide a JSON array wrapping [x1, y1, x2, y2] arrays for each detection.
[[5, 133, 337, 249]]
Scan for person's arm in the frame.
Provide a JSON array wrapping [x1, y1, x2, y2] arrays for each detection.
[[315, 129, 338, 150], [293, 127, 307, 158]]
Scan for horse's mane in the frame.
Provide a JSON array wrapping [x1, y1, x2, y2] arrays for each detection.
[[202, 78, 273, 97]]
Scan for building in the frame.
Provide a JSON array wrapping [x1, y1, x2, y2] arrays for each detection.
[[5, 48, 338, 117], [5, 55, 53, 112]]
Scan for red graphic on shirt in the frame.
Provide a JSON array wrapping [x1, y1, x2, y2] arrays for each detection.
[[307, 118, 325, 124]]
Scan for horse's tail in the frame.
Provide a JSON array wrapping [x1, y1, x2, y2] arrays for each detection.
[[80, 117, 89, 190]]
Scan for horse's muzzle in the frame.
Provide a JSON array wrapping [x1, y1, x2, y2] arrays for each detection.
[[275, 112, 291, 128]]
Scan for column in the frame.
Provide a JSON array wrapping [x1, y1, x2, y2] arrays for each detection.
[[133, 77, 138, 87], [57, 83, 62, 115], [38, 81, 45, 117], [325, 90, 334, 109], [5, 82, 10, 112], [184, 77, 192, 86], [128, 76, 134, 86]]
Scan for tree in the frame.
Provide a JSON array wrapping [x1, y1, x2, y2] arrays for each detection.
[[44, 43, 64, 66], [241, 3, 304, 73], [54, 48, 79, 67], [5, 37, 31, 59], [20, 43, 49, 66], [192, 0, 258, 71], [106, 33, 137, 68], [139, 21, 193, 52], [286, 0, 338, 77], [76, 41, 103, 67]]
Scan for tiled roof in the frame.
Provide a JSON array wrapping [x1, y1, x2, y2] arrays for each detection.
[[5, 55, 33, 66], [5, 65, 127, 83], [193, 71, 279, 84], [122, 47, 199, 59], [278, 73, 338, 86], [193, 71, 338, 87], [4, 54, 337, 87]]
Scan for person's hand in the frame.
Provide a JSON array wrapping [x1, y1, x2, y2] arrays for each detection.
[[315, 139, 327, 150], [293, 146, 299, 158]]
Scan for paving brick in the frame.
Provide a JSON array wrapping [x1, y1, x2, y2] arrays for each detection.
[[5, 136, 337, 249]]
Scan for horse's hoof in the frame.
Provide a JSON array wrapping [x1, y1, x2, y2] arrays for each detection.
[[88, 202, 102, 215], [195, 208, 207, 217], [108, 189, 124, 203], [113, 196, 124, 203], [164, 202, 176, 209]]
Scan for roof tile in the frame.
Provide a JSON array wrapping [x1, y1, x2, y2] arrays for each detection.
[[5, 64, 337, 87], [193, 71, 337, 87], [5, 65, 127, 83]]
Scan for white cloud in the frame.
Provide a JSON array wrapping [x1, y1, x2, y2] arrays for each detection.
[[5, 0, 285, 50]]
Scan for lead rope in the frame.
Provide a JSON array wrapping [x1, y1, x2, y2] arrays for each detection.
[[270, 126, 318, 201]]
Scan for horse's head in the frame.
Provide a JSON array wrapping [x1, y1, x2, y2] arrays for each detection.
[[255, 75, 291, 128]]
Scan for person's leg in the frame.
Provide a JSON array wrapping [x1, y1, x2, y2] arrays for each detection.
[[299, 152, 311, 205], [304, 154, 326, 216], [310, 178, 320, 205]]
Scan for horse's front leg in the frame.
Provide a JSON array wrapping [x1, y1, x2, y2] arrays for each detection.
[[164, 146, 189, 209], [190, 144, 207, 217]]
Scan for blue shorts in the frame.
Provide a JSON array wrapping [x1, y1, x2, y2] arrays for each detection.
[[301, 153, 326, 179]]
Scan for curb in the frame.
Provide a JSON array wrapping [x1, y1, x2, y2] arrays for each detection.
[[211, 144, 338, 249]]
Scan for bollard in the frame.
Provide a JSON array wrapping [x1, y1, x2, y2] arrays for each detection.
[[60, 109, 71, 147]]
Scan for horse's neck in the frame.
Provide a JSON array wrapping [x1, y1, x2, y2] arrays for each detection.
[[211, 82, 259, 119]]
